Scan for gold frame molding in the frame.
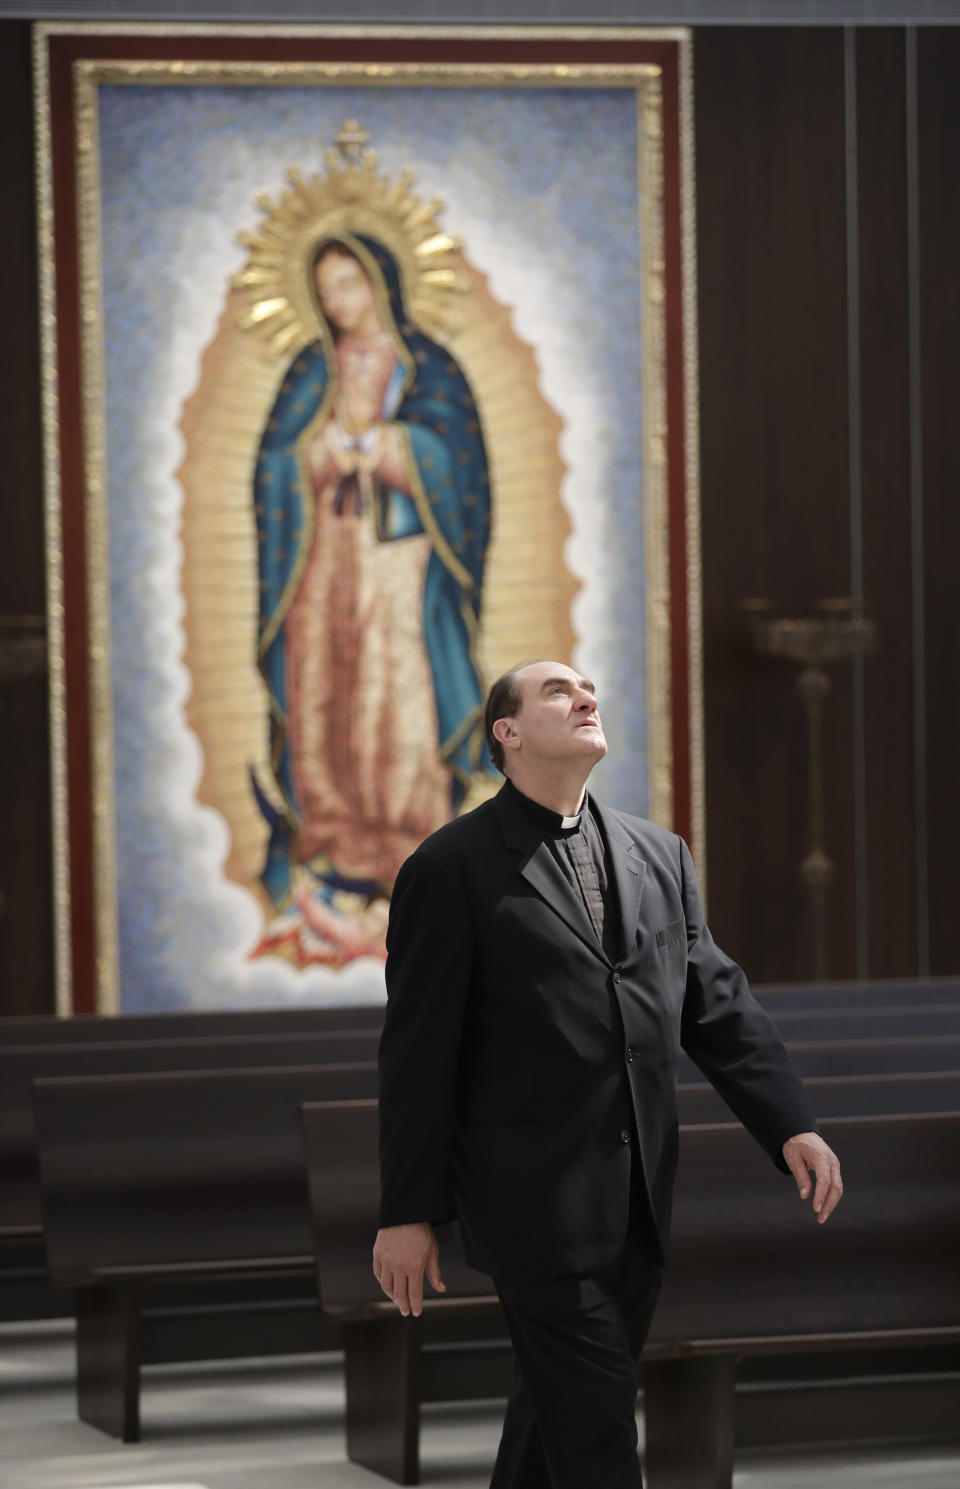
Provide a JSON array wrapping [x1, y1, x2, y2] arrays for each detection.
[[34, 30, 72, 1016], [35, 23, 701, 1015]]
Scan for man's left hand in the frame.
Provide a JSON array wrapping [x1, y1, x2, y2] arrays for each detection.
[[782, 1131, 843, 1223]]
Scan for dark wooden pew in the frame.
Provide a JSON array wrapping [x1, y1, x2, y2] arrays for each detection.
[[302, 1092, 960, 1487], [757, 1005, 960, 1040], [12, 1012, 955, 1255], [0, 1020, 382, 1326], [0, 1004, 384, 1044], [4, 977, 958, 1042], [17, 1002, 947, 1238], [13, 1023, 953, 1242], [753, 976, 960, 1011], [22, 991, 960, 1464], [2, 1027, 380, 1235], [303, 1098, 506, 1484], [640, 1110, 960, 1488], [679, 1031, 960, 1085], [678, 1067, 960, 1124], [9, 998, 956, 1241], [12, 1003, 954, 1239], [18, 1018, 956, 1236], [34, 1060, 378, 1441]]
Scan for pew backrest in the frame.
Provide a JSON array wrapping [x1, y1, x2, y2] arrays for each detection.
[[678, 1069, 960, 1125], [4, 979, 957, 1046], [764, 1006, 960, 1041], [753, 978, 960, 1011], [0, 1027, 381, 1231], [649, 1110, 960, 1346], [680, 1033, 960, 1085], [302, 1099, 960, 1352], [34, 1061, 378, 1284], [302, 1099, 489, 1315], [0, 1005, 384, 1045]]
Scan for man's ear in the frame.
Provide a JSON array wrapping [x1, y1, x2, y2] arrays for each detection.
[[492, 717, 520, 754]]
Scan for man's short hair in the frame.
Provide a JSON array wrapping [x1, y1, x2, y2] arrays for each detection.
[[484, 663, 548, 774]]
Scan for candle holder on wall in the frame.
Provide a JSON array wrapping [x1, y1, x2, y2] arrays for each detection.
[[0, 616, 47, 684], [743, 599, 875, 980]]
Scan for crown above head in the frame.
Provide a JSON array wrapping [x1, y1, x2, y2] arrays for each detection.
[[233, 121, 469, 356], [332, 118, 372, 165]]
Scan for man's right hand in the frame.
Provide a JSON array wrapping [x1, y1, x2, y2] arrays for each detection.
[[372, 1221, 445, 1317]]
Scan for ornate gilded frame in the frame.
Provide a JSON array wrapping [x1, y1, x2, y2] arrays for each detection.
[[35, 22, 700, 1015]]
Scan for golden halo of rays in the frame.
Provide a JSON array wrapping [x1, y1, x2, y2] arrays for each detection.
[[232, 120, 468, 352], [177, 142, 576, 913]]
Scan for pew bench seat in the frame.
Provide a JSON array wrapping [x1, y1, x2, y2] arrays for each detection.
[[303, 1099, 960, 1488]]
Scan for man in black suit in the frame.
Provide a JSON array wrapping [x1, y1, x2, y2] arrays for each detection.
[[374, 659, 842, 1489]]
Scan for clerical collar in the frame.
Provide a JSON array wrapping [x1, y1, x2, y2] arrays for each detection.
[[505, 777, 585, 835]]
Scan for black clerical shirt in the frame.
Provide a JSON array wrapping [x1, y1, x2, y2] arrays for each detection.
[[505, 778, 621, 963]]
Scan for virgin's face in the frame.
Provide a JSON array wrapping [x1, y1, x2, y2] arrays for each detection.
[[314, 251, 380, 335]]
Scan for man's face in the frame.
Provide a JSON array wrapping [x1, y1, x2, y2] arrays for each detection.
[[499, 661, 608, 767]]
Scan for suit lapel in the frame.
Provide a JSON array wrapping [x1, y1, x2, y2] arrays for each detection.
[[518, 841, 604, 959], [591, 799, 647, 963], [492, 785, 608, 962]]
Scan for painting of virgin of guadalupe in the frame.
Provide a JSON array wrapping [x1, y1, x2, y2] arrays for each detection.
[[41, 49, 687, 1014], [251, 231, 494, 965], [175, 126, 575, 992]]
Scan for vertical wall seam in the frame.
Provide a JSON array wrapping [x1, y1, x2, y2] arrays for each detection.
[[905, 25, 930, 976], [844, 26, 870, 980]]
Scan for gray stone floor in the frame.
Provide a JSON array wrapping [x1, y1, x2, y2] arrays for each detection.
[[2, 1321, 959, 1489]]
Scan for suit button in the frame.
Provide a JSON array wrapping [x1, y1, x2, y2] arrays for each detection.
[[613, 972, 622, 984], [625, 1049, 634, 1063], [619, 1129, 631, 1145]]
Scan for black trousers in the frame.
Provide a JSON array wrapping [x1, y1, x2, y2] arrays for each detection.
[[489, 1153, 663, 1489]]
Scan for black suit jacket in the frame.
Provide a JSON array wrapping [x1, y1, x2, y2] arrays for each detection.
[[378, 783, 815, 1283]]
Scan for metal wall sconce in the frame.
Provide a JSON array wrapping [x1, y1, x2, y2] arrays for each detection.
[[0, 616, 47, 685], [743, 599, 875, 980]]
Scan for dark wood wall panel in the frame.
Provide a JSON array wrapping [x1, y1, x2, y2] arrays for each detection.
[[0, 20, 55, 1017], [695, 27, 855, 982], [856, 27, 916, 977], [918, 29, 960, 977]]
